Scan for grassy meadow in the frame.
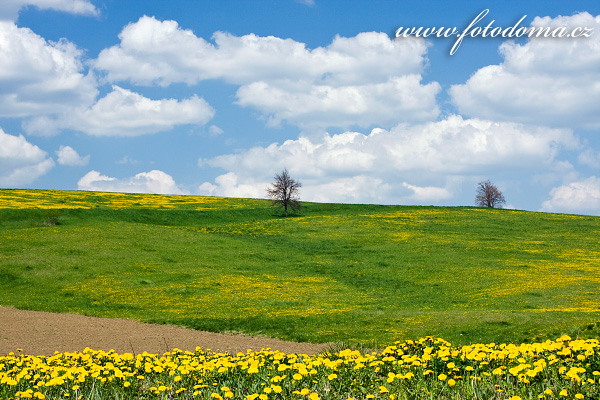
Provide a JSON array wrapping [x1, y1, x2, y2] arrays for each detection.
[[1, 189, 600, 346]]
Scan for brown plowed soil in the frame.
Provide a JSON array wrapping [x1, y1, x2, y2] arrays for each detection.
[[0, 306, 328, 356]]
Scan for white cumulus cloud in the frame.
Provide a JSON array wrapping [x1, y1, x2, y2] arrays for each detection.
[[56, 145, 89, 166], [0, 21, 97, 118], [78, 170, 188, 195], [541, 177, 600, 215], [23, 85, 215, 136], [235, 75, 440, 128], [0, 0, 98, 21], [93, 16, 439, 129], [202, 116, 576, 176], [198, 172, 266, 199], [450, 12, 600, 129], [198, 116, 576, 204], [402, 182, 452, 202], [95, 17, 426, 86], [0, 128, 54, 186], [301, 176, 391, 204]]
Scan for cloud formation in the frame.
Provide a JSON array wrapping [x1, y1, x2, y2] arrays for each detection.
[[78, 170, 188, 195], [541, 176, 600, 215], [235, 75, 440, 128], [94, 16, 439, 128], [0, 128, 54, 185], [202, 116, 576, 175], [300, 175, 392, 204], [198, 172, 266, 199], [56, 145, 89, 166], [450, 12, 600, 129], [199, 116, 576, 204], [0, 0, 98, 21], [23, 86, 215, 136], [402, 182, 452, 202], [1, 20, 214, 138], [0, 21, 97, 118], [95, 17, 426, 86]]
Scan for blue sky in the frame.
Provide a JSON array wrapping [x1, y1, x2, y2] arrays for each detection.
[[1, 1, 600, 215]]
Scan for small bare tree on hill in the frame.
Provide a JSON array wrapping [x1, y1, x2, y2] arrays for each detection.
[[267, 168, 301, 217], [476, 180, 505, 208]]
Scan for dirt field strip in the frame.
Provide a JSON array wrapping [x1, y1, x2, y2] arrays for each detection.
[[0, 306, 328, 356]]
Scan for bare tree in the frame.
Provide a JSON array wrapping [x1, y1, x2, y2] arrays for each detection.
[[266, 168, 302, 217], [476, 180, 506, 208]]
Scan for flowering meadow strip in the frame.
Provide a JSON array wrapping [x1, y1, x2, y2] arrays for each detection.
[[1, 336, 599, 400], [0, 189, 262, 210]]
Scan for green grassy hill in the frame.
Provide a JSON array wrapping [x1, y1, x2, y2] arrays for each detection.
[[1, 189, 600, 346]]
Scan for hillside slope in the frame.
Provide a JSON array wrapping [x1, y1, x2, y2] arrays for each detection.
[[1, 189, 599, 346]]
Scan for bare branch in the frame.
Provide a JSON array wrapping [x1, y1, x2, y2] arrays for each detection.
[[266, 168, 301, 217], [475, 180, 506, 208]]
